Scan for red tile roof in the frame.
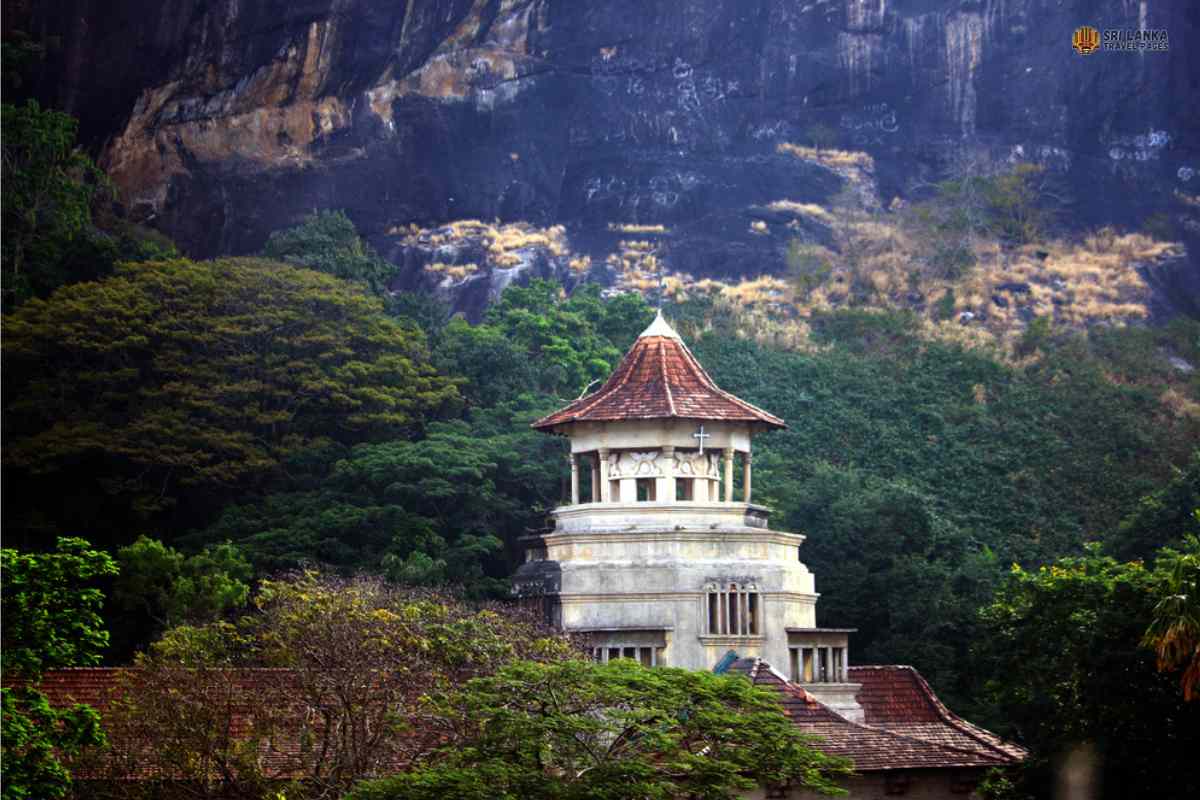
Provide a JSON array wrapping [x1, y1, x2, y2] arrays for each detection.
[[32, 662, 1025, 782], [728, 659, 1026, 772], [532, 312, 785, 431], [26, 667, 440, 784], [850, 665, 1027, 762], [34, 667, 125, 710]]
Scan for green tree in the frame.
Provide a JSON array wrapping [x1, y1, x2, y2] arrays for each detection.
[[1142, 526, 1200, 700], [2, 257, 459, 551], [195, 396, 564, 593], [98, 574, 579, 799], [434, 318, 539, 408], [262, 210, 393, 292], [111, 536, 252, 654], [975, 543, 1200, 799], [1106, 452, 1200, 561], [345, 659, 851, 800], [1, 537, 118, 800], [184, 282, 647, 590], [1, 100, 104, 307], [483, 280, 652, 399]]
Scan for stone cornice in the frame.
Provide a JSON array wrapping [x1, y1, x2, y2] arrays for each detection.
[[531, 529, 806, 547], [558, 591, 819, 604]]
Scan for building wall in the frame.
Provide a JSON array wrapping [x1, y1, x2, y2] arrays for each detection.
[[746, 769, 988, 800], [519, 522, 818, 671]]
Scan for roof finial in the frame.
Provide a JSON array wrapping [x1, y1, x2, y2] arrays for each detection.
[[639, 308, 682, 340]]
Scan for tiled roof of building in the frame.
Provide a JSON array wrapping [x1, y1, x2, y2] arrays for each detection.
[[34, 667, 125, 709], [726, 658, 1026, 772], [532, 311, 785, 430], [32, 662, 1025, 781], [25, 667, 438, 783], [849, 665, 1028, 761]]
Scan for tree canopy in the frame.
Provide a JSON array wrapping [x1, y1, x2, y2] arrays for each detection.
[[261, 210, 394, 292], [2, 257, 458, 551], [94, 573, 581, 799], [345, 659, 851, 800], [975, 541, 1200, 799], [1, 100, 101, 307], [1, 537, 118, 800]]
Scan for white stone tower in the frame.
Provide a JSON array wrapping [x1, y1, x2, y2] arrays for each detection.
[[514, 311, 860, 718]]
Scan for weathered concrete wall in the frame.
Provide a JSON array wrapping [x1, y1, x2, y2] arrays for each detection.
[[516, 519, 816, 671]]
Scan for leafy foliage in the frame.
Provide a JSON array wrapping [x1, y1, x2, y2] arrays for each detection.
[[1, 537, 118, 676], [1, 690, 105, 800], [481, 280, 653, 399], [345, 659, 851, 800], [181, 279, 650, 595], [975, 542, 1200, 799], [1142, 526, 1200, 700], [2, 257, 458, 552], [95, 574, 580, 799], [111, 536, 252, 653], [196, 397, 564, 592], [1106, 453, 1200, 561], [1, 538, 117, 800], [262, 210, 393, 292], [1, 100, 103, 307]]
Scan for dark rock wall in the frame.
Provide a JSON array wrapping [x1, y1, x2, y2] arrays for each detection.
[[12, 0, 1200, 311]]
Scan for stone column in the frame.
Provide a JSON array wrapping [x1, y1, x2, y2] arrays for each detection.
[[723, 447, 734, 502], [591, 453, 601, 503], [657, 446, 675, 502], [569, 454, 580, 506], [743, 451, 753, 504], [598, 448, 610, 502]]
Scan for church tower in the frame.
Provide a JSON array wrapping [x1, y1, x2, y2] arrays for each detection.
[[515, 311, 861, 718]]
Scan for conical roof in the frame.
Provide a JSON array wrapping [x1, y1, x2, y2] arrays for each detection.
[[532, 311, 785, 431]]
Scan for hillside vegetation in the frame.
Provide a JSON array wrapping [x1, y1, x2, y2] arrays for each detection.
[[4, 99, 1199, 800]]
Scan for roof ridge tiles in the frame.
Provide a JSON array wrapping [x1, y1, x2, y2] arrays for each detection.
[[660, 337, 678, 416]]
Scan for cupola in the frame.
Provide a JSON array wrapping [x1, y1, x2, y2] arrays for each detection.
[[532, 311, 783, 523]]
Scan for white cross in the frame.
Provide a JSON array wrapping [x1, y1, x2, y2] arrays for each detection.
[[693, 425, 711, 454]]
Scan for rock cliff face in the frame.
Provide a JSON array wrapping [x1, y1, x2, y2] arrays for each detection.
[[18, 0, 1200, 317]]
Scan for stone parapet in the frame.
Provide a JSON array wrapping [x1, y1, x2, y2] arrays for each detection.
[[551, 500, 773, 533]]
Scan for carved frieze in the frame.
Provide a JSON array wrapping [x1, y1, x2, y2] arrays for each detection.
[[604, 449, 726, 478], [674, 451, 721, 477], [608, 450, 662, 477]]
